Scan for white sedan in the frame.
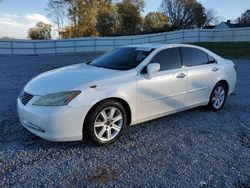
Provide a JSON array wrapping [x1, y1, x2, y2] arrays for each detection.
[[17, 44, 237, 146]]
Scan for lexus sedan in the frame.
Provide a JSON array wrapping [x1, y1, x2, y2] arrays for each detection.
[[17, 44, 237, 146]]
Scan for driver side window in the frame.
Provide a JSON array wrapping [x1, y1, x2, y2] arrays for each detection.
[[148, 48, 183, 72]]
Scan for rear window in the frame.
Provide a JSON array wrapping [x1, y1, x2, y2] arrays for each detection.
[[181, 47, 209, 66]]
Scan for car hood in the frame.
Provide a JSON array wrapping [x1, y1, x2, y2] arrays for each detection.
[[24, 63, 121, 95]]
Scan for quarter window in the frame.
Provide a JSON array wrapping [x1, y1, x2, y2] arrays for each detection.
[[181, 47, 209, 66], [149, 48, 182, 71], [208, 55, 216, 63]]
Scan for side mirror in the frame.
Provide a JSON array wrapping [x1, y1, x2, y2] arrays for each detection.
[[146, 63, 160, 79]]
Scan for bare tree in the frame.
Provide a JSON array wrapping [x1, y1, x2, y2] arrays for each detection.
[[237, 9, 250, 24], [161, 0, 207, 30], [46, 0, 68, 38], [204, 9, 221, 26]]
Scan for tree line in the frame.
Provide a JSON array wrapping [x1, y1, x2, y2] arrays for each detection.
[[27, 0, 250, 40]]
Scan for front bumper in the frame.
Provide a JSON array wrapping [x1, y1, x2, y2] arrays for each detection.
[[17, 97, 91, 142]]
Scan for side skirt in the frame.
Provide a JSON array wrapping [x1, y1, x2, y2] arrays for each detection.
[[130, 102, 208, 126]]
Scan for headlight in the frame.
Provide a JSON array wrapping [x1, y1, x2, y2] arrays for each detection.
[[33, 91, 81, 106]]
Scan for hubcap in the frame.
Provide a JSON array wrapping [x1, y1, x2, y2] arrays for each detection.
[[94, 107, 123, 142], [212, 86, 225, 109]]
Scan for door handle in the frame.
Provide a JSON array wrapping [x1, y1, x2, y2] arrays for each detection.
[[212, 67, 219, 72], [176, 73, 186, 79]]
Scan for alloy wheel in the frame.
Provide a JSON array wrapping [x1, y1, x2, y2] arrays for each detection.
[[94, 107, 123, 142], [212, 86, 226, 109]]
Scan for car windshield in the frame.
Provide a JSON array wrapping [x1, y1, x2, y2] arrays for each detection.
[[89, 47, 155, 70]]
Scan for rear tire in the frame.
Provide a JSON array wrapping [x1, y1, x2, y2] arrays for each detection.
[[208, 83, 227, 111], [83, 99, 127, 146]]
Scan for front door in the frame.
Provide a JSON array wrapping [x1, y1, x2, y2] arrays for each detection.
[[136, 48, 187, 121]]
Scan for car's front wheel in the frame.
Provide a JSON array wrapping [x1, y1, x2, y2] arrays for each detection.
[[208, 83, 227, 111], [84, 99, 127, 146]]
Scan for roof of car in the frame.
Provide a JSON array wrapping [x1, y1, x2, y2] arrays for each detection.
[[126, 43, 198, 49], [125, 43, 224, 61]]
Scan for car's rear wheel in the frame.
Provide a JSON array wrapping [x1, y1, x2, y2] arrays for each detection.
[[208, 83, 227, 111], [84, 99, 127, 146]]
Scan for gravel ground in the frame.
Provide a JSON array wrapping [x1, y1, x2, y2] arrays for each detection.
[[0, 54, 249, 187]]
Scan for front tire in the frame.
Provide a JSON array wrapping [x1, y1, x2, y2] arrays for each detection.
[[208, 83, 227, 111], [83, 99, 127, 146]]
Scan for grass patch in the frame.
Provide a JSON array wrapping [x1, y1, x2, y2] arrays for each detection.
[[193, 42, 250, 59]]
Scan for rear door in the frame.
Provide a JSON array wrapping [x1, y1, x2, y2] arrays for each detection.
[[180, 47, 222, 106]]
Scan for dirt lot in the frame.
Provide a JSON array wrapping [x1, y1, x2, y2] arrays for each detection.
[[0, 54, 249, 187]]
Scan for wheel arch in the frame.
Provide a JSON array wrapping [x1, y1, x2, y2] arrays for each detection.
[[82, 97, 132, 135], [216, 80, 229, 96]]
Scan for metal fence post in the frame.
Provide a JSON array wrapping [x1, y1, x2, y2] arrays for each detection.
[[11, 41, 13, 55], [198, 29, 201, 42], [212, 29, 215, 42], [74, 40, 76, 53], [94, 38, 97, 52], [34, 41, 36, 55], [233, 28, 236, 42], [182, 30, 184, 43], [54, 40, 57, 54]]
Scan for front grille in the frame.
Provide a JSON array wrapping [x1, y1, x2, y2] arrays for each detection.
[[20, 91, 33, 105]]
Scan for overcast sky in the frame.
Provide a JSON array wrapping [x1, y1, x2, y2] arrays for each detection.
[[0, 0, 249, 39]]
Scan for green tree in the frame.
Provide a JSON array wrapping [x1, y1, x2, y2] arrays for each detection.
[[65, 0, 98, 37], [27, 22, 52, 40], [144, 12, 168, 33], [96, 0, 119, 36], [116, 0, 145, 35], [59, 26, 74, 39], [161, 0, 207, 30], [237, 10, 250, 24]]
